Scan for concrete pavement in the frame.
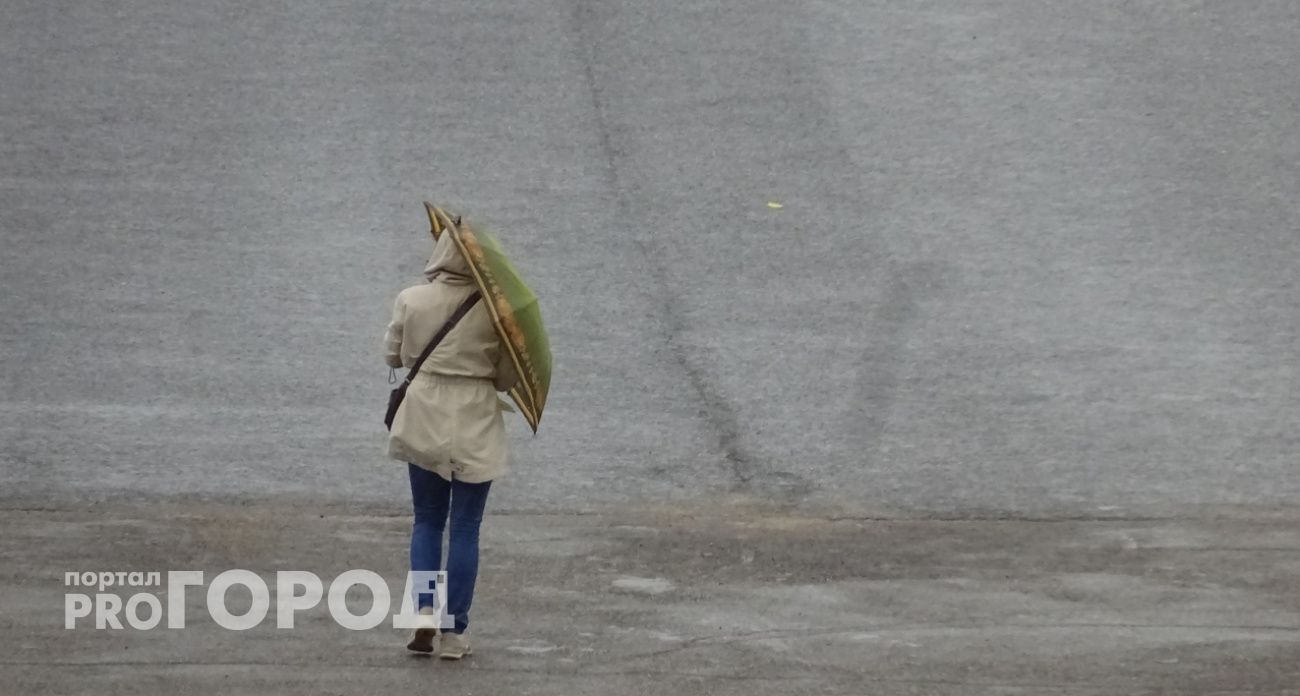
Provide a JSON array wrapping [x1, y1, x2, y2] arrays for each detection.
[[6, 501, 1300, 694], [3, 0, 1300, 692]]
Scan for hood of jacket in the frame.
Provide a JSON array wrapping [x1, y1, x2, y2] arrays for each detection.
[[423, 230, 474, 285]]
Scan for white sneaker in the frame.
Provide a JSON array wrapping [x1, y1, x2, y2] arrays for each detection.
[[438, 632, 472, 660]]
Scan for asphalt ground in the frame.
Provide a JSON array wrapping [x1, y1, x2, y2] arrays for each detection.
[[6, 502, 1300, 695], [2, 1, 1298, 693]]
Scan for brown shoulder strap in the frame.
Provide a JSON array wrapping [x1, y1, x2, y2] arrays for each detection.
[[400, 291, 482, 386]]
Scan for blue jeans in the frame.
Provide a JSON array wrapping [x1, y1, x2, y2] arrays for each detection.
[[407, 463, 492, 634]]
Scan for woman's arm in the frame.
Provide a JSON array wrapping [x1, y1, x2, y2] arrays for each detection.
[[493, 347, 520, 392], [383, 293, 406, 368]]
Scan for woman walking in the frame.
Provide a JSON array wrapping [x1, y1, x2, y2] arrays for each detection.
[[384, 223, 518, 660]]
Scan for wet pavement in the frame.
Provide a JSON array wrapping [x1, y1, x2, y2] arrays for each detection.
[[2, 0, 1299, 692]]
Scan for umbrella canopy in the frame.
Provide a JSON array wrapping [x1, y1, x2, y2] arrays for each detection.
[[425, 203, 551, 432]]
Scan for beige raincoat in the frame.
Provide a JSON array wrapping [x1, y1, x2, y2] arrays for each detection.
[[384, 232, 518, 482]]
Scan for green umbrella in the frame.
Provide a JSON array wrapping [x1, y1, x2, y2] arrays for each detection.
[[425, 203, 551, 432]]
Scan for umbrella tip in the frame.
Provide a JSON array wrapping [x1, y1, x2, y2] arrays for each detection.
[[424, 202, 465, 241], [423, 202, 442, 239]]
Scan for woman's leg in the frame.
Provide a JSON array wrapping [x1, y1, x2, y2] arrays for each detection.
[[445, 478, 492, 633], [408, 463, 451, 610]]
